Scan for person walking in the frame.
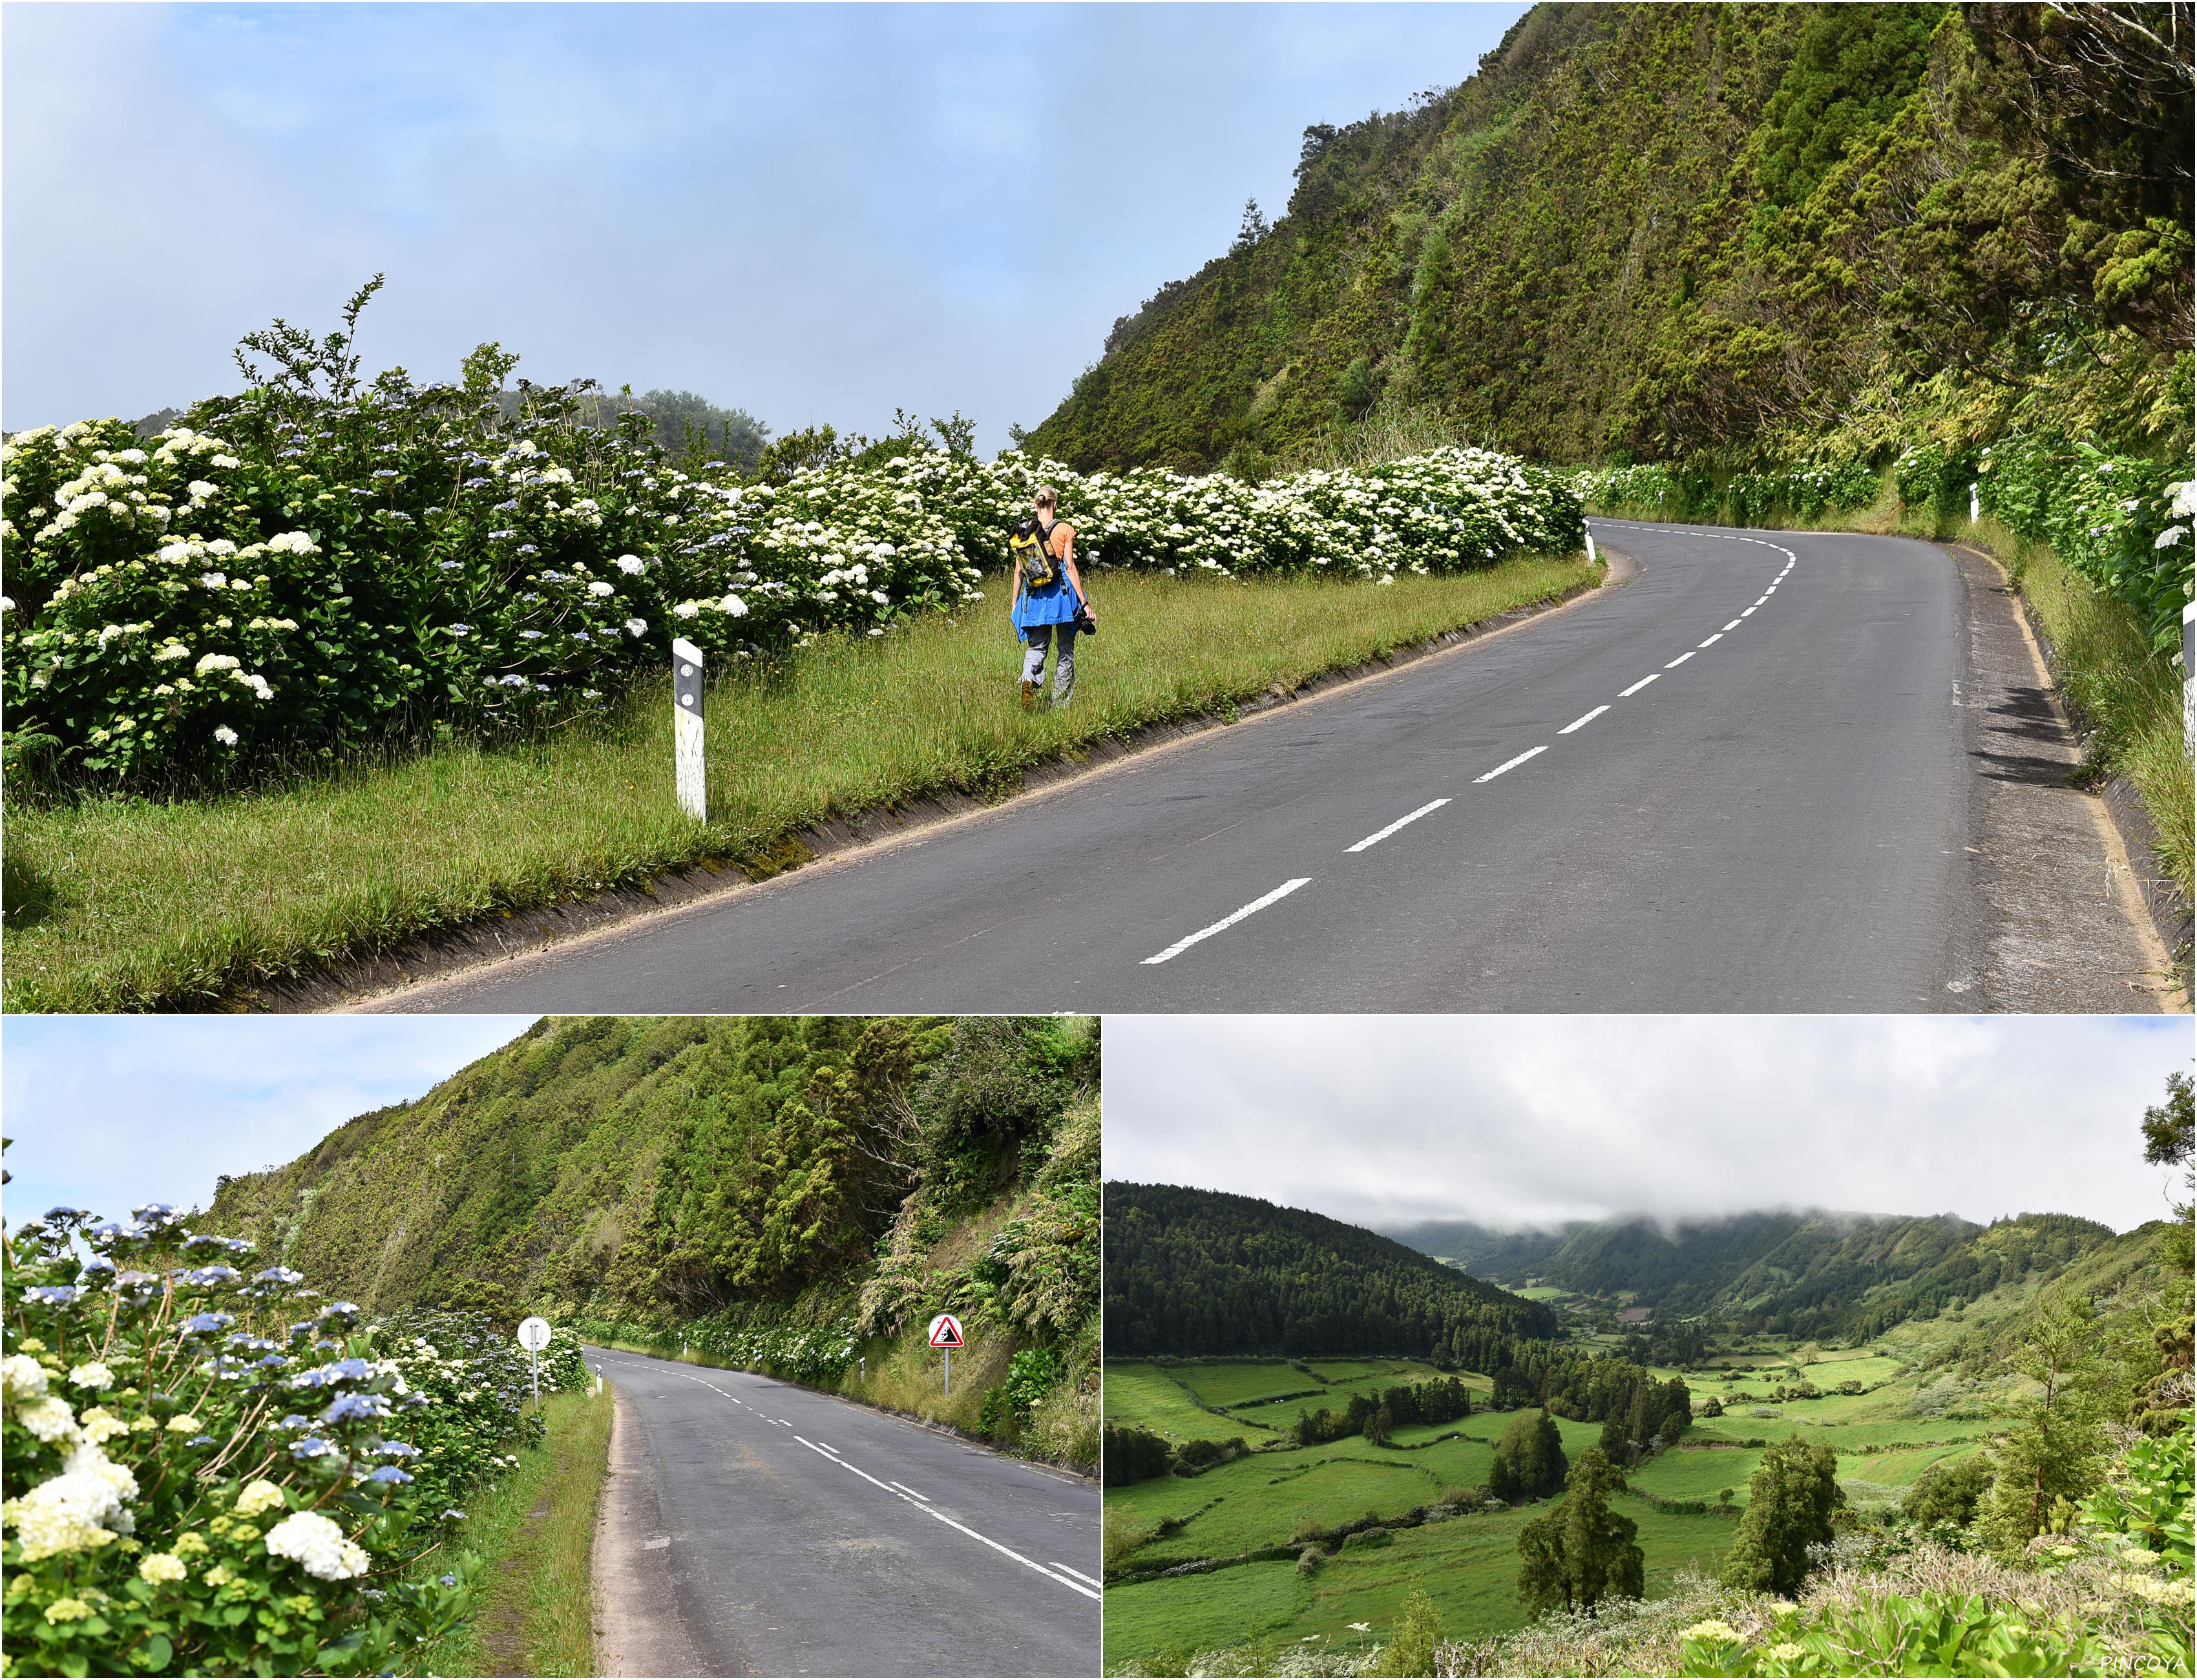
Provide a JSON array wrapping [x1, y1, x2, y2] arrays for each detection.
[[1009, 485, 1095, 709]]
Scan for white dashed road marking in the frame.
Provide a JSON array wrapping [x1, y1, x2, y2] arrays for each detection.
[[1142, 878, 1312, 965], [1134, 518, 1800, 972], [1475, 744, 1549, 783], [1346, 798, 1451, 852]]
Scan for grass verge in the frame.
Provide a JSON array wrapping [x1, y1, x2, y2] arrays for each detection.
[[414, 1383, 613, 1679], [2, 555, 1594, 1010], [1592, 488, 2193, 917]]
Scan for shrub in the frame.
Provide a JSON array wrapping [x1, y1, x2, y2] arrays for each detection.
[[1, 319, 1585, 794], [1102, 1422, 1173, 1487], [0, 1201, 553, 1676]]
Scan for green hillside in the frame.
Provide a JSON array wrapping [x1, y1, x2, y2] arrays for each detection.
[[1029, 3, 2190, 475], [1103, 1182, 1556, 1362], [205, 1014, 1102, 1467], [1383, 1209, 2147, 1342]]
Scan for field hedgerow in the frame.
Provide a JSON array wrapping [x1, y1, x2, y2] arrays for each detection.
[[1, 1195, 590, 1677], [1, 288, 1583, 795]]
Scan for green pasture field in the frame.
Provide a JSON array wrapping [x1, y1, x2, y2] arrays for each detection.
[[1169, 1361, 1332, 1410], [1113, 1454, 1444, 1565], [3, 555, 1595, 1011], [1630, 1445, 1767, 1506], [1104, 1363, 1267, 1444], [1102, 1495, 1736, 1672], [1793, 1355, 1906, 1386], [1225, 1361, 1466, 1429]]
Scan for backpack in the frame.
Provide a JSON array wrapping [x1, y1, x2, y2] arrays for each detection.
[[1009, 516, 1062, 590]]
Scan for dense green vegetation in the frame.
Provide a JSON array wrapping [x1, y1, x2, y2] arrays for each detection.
[[205, 1014, 1101, 1469], [1104, 1077, 2192, 1674], [1031, 4, 2189, 481], [1388, 1208, 2147, 1343], [1103, 1183, 1556, 1363]]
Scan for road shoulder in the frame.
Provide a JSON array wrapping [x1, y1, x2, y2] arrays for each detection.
[[590, 1381, 715, 1680], [1948, 541, 2184, 1011]]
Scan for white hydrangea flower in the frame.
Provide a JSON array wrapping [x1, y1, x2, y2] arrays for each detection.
[[265, 530, 319, 555], [196, 653, 240, 675], [673, 602, 700, 618], [624, 618, 648, 638], [138, 1552, 189, 1584], [214, 726, 240, 746], [2, 1353, 50, 1403], [587, 580, 615, 596], [235, 1479, 287, 1517], [19, 1396, 78, 1442], [616, 554, 645, 574], [266, 1510, 370, 1580], [720, 594, 748, 617], [75, 1410, 129, 1445]]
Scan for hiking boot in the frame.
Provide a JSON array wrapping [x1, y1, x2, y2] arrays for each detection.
[[1020, 678, 1036, 711]]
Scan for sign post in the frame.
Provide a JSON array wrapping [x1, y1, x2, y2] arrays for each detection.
[[672, 637, 706, 819], [516, 1316, 552, 1410], [927, 1312, 963, 1397]]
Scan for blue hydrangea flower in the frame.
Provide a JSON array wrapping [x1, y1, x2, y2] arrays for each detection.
[[181, 1312, 233, 1335], [322, 1392, 388, 1423], [25, 1285, 79, 1306], [279, 1414, 310, 1430], [368, 1465, 414, 1484], [289, 1436, 335, 1459]]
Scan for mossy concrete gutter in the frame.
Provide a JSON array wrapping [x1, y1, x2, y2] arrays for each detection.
[[297, 554, 1628, 1011]]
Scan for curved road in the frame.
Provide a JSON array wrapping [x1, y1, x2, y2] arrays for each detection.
[[587, 1347, 1098, 1677], [382, 521, 2153, 1013]]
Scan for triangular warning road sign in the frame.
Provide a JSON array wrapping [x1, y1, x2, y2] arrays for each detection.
[[928, 1313, 963, 1347]]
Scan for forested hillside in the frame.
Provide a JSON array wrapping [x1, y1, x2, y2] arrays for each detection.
[[1103, 1182, 1555, 1362], [205, 1014, 1102, 1465], [1387, 1208, 2158, 1341], [1029, 3, 2191, 476]]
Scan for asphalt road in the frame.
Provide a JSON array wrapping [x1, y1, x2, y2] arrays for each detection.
[[393, 521, 2003, 1011], [587, 1347, 1099, 1677]]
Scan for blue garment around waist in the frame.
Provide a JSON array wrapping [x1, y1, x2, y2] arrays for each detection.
[[1013, 577, 1081, 636]]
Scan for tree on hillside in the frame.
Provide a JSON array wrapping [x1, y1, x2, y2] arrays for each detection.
[[1902, 1454, 1994, 1530], [1517, 1447, 1645, 1619], [1722, 1435, 1845, 1595], [1232, 197, 1270, 255], [1598, 1412, 1635, 1468], [2134, 1069, 2194, 1433], [1489, 1408, 1568, 1504], [1975, 1291, 2114, 1554]]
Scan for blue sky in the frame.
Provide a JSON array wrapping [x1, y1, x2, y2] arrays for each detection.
[[2, 1016, 531, 1228], [1106, 1015, 2196, 1232], [3, 2, 1531, 450]]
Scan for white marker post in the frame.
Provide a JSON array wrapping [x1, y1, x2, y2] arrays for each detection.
[[1584, 527, 1598, 565], [928, 1312, 964, 1397], [672, 636, 706, 819], [516, 1316, 552, 1411], [1969, 482, 1980, 525]]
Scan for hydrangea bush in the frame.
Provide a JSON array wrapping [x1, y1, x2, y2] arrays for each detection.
[[1, 1201, 583, 1677], [578, 1314, 858, 1387], [1, 353, 1582, 792]]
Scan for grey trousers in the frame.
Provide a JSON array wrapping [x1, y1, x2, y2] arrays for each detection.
[[1020, 623, 1077, 704]]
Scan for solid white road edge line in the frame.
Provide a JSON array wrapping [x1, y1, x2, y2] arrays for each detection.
[[888, 1481, 932, 1502], [1346, 798, 1451, 852], [1619, 674, 1660, 697], [1142, 878, 1313, 965], [1052, 1564, 1103, 1588], [793, 1437, 1100, 1599], [1475, 744, 1548, 782], [1559, 706, 1609, 735]]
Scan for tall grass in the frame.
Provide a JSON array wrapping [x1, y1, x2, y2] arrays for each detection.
[[1, 556, 1593, 1011], [415, 1383, 612, 1679]]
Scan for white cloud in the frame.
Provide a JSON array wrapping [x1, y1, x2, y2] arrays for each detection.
[[1103, 1015, 2192, 1234]]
